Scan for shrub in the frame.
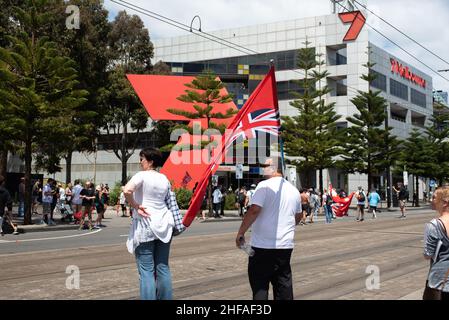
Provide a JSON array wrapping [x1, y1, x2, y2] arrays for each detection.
[[225, 193, 237, 210], [109, 182, 123, 206], [174, 188, 193, 209]]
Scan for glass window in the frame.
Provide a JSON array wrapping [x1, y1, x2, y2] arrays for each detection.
[[411, 88, 427, 108], [370, 70, 387, 92], [390, 79, 408, 101]]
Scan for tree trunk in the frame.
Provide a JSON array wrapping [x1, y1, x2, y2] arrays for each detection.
[[65, 150, 72, 184], [121, 124, 128, 186], [0, 148, 7, 177], [319, 168, 324, 196], [24, 137, 33, 225], [415, 175, 420, 207]]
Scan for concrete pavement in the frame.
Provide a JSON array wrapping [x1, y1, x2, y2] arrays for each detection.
[[0, 210, 434, 300]]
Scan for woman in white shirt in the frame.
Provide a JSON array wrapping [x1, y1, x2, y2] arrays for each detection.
[[124, 147, 176, 300]]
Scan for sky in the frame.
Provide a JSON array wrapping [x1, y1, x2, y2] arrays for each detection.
[[104, 0, 449, 94]]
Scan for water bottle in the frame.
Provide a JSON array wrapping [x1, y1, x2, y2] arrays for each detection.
[[240, 243, 255, 257], [238, 236, 255, 257]]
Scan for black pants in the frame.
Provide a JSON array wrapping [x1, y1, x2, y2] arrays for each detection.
[[248, 247, 294, 300]]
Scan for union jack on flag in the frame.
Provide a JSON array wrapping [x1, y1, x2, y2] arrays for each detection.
[[229, 108, 281, 144]]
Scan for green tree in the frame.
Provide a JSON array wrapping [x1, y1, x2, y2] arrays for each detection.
[[281, 43, 343, 192], [167, 70, 236, 216], [396, 129, 435, 207], [0, 1, 87, 224], [100, 10, 154, 185], [49, 0, 111, 184], [426, 102, 449, 185], [339, 61, 400, 190]]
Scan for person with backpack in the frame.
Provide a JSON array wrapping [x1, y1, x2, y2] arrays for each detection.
[[356, 186, 366, 222]]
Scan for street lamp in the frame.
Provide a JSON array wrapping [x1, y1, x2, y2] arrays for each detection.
[[438, 69, 449, 72], [190, 15, 202, 32]]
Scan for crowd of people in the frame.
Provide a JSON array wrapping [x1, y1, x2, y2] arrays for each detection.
[[19, 178, 113, 230]]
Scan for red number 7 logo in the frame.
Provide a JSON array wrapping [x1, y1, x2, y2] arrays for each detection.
[[339, 11, 366, 42]]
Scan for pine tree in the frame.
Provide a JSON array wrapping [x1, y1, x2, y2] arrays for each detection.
[[339, 60, 400, 190], [0, 0, 87, 224], [426, 102, 449, 185], [101, 11, 154, 185], [281, 42, 343, 191], [396, 129, 435, 207], [167, 70, 236, 216]]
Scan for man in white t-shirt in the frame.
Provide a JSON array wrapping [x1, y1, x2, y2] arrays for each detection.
[[212, 186, 222, 218], [235, 157, 302, 300]]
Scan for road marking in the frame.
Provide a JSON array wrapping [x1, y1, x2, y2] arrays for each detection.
[[0, 229, 102, 244]]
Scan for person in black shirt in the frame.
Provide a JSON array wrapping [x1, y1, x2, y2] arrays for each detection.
[[79, 181, 95, 230], [0, 175, 19, 235]]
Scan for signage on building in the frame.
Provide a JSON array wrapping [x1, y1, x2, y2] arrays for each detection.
[[339, 11, 366, 42], [390, 58, 426, 88], [403, 171, 409, 186]]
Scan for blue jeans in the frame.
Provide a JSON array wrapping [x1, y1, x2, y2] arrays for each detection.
[[18, 201, 24, 217], [135, 240, 173, 300], [325, 205, 333, 224]]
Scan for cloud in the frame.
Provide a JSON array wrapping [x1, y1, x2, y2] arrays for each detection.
[[104, 0, 449, 92]]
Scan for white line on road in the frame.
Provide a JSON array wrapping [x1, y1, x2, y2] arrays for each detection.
[[0, 229, 102, 244]]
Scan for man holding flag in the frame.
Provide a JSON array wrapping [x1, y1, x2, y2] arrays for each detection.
[[235, 156, 302, 300]]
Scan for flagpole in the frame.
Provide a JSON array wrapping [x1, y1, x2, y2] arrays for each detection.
[[269, 60, 286, 179]]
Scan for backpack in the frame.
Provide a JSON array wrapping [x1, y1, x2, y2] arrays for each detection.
[[358, 191, 366, 202]]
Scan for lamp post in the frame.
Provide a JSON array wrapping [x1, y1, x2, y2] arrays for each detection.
[[190, 15, 202, 32]]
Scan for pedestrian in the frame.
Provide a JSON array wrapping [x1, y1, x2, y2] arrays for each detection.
[[323, 189, 333, 224], [368, 189, 381, 219], [32, 180, 41, 215], [0, 175, 19, 236], [79, 181, 95, 231], [309, 188, 319, 224], [18, 177, 25, 217], [103, 184, 110, 211], [119, 186, 127, 217], [235, 157, 302, 300], [41, 178, 54, 225], [71, 179, 83, 214], [423, 187, 449, 300], [356, 186, 366, 222], [393, 183, 408, 218], [49, 180, 59, 225], [125, 147, 183, 300], [237, 187, 247, 217], [220, 186, 227, 216], [299, 189, 310, 225], [212, 186, 222, 218], [94, 185, 105, 228], [65, 183, 73, 211]]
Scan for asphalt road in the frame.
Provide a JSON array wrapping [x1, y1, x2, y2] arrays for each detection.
[[0, 208, 434, 300]]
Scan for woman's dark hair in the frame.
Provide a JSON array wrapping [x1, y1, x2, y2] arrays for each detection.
[[140, 147, 163, 168]]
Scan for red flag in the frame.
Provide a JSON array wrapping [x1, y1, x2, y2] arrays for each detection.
[[329, 184, 355, 218], [182, 67, 280, 227]]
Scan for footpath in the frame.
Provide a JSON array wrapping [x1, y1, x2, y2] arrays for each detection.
[[7, 202, 432, 234]]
